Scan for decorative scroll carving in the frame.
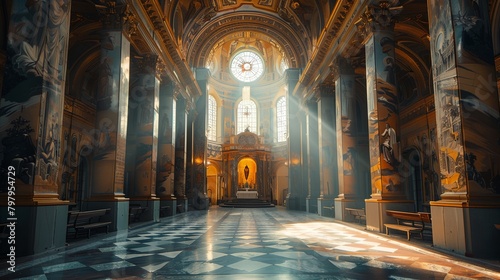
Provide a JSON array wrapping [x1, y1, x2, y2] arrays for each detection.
[[355, 1, 403, 39], [329, 56, 354, 78]]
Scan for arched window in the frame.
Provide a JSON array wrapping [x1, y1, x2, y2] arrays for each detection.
[[208, 95, 217, 141], [237, 100, 257, 134], [276, 96, 287, 142]]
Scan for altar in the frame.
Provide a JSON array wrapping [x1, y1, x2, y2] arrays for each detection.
[[236, 190, 258, 199]]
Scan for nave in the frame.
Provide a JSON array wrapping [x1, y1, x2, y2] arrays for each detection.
[[2, 207, 499, 280]]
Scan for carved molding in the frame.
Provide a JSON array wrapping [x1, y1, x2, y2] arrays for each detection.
[[299, 0, 357, 94], [355, 1, 403, 40], [186, 12, 308, 68]]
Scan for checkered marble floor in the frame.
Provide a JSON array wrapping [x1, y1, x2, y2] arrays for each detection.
[[2, 207, 500, 279]]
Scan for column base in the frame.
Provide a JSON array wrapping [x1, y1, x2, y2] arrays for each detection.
[[364, 198, 414, 233], [430, 202, 500, 258], [177, 197, 188, 213], [286, 195, 300, 211], [160, 196, 177, 217], [306, 197, 318, 214], [317, 197, 335, 217], [0, 204, 68, 257], [334, 197, 359, 222], [128, 198, 160, 223]]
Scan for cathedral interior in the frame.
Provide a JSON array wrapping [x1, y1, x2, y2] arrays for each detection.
[[1, 0, 500, 278]]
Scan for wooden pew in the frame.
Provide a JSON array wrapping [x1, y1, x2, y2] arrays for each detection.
[[129, 204, 148, 223], [345, 208, 366, 224], [68, 209, 111, 239], [160, 206, 171, 217], [384, 210, 432, 241]]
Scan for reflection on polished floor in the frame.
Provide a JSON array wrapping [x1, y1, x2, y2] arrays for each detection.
[[3, 207, 500, 279]]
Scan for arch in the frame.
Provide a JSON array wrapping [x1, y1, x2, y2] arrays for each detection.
[[401, 147, 424, 212], [276, 163, 289, 206], [276, 96, 287, 143], [186, 12, 308, 69], [208, 94, 217, 141], [236, 99, 258, 134], [206, 164, 218, 206], [76, 155, 90, 211]]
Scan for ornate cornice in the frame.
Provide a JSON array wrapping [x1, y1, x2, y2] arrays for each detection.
[[129, 0, 202, 100], [186, 12, 308, 68], [95, 1, 137, 36], [297, 0, 358, 99]]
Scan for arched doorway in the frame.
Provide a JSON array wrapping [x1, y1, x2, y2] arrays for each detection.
[[276, 164, 288, 206], [402, 148, 424, 212], [207, 165, 218, 206], [76, 156, 90, 211]]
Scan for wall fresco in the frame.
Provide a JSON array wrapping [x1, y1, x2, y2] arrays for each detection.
[[129, 71, 159, 198], [335, 71, 356, 196], [0, 1, 71, 193], [92, 30, 130, 195], [365, 31, 401, 196], [428, 0, 500, 195], [318, 89, 337, 197], [174, 97, 187, 198], [157, 82, 175, 197]]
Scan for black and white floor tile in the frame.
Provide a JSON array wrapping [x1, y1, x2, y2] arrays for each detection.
[[1, 207, 499, 279]]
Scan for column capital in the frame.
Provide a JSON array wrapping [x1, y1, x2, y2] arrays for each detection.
[[355, 1, 402, 40], [96, 1, 137, 36], [133, 54, 159, 75], [329, 56, 355, 78]]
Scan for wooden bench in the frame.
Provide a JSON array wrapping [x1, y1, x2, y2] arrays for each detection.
[[384, 210, 432, 241], [345, 208, 366, 224], [322, 204, 334, 216], [160, 206, 171, 217], [68, 209, 111, 239], [177, 203, 184, 213], [129, 205, 148, 223]]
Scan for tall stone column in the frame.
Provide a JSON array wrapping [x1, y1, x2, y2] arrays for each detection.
[[0, 0, 72, 256], [157, 78, 177, 215], [356, 1, 407, 231], [285, 69, 302, 210], [126, 55, 160, 222], [0, 51, 5, 96], [306, 99, 320, 214], [89, 3, 134, 231], [317, 85, 338, 217], [187, 68, 209, 210], [173, 95, 188, 213], [332, 57, 361, 220], [298, 109, 308, 211], [428, 0, 500, 258]]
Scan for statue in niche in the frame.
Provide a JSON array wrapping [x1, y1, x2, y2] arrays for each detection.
[[244, 165, 250, 181], [381, 123, 397, 165]]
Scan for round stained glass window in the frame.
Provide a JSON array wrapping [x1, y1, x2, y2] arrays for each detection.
[[230, 51, 264, 82]]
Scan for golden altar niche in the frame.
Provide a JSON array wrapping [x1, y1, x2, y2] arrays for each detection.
[[221, 131, 272, 201]]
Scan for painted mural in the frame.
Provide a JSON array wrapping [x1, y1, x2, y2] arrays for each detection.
[[130, 73, 159, 197], [318, 94, 337, 197], [428, 0, 500, 194], [0, 1, 71, 191], [92, 28, 130, 195], [365, 31, 401, 195], [157, 86, 175, 197]]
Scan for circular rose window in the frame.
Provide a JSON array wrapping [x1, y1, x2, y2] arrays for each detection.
[[230, 51, 264, 82]]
